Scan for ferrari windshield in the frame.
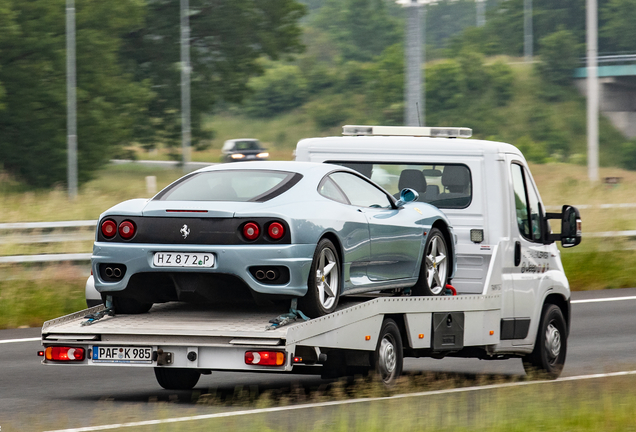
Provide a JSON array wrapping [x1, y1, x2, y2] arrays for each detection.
[[155, 170, 300, 202]]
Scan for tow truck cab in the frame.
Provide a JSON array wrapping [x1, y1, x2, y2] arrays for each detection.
[[295, 125, 581, 354]]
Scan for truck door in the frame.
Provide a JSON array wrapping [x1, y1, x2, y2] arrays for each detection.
[[507, 159, 551, 343]]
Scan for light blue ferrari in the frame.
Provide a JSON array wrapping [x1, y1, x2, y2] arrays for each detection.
[[92, 161, 456, 317]]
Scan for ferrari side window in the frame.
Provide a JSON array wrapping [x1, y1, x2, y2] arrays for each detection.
[[318, 176, 349, 204], [329, 172, 391, 208]]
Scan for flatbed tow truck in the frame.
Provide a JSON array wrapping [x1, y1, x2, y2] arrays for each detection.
[[41, 126, 582, 389]]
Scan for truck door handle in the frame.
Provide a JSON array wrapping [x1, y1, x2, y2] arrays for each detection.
[[514, 241, 521, 266]]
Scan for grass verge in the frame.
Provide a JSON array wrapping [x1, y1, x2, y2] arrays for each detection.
[[0, 264, 86, 329]]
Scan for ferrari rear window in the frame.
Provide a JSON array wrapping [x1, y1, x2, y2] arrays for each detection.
[[155, 170, 301, 202]]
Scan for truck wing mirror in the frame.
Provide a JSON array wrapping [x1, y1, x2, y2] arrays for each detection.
[[544, 205, 582, 247], [395, 188, 419, 207]]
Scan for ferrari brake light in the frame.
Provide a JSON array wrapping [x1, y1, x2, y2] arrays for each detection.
[[101, 220, 117, 238], [243, 222, 260, 241], [45, 346, 85, 362], [118, 221, 136, 239], [268, 222, 284, 240], [245, 351, 285, 366]]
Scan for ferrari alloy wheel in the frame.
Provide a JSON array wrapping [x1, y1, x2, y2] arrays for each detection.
[[373, 319, 403, 386], [412, 228, 449, 296], [523, 304, 567, 379], [299, 238, 341, 317]]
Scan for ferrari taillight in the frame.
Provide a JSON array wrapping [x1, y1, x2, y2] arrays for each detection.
[[268, 222, 284, 240], [243, 222, 260, 241], [118, 221, 136, 240], [101, 220, 117, 238]]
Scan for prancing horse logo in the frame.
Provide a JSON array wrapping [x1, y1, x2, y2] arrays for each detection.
[[180, 224, 190, 239]]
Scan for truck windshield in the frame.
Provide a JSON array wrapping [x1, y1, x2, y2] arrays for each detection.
[[329, 162, 472, 209]]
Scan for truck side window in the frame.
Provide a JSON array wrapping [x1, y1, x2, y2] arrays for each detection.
[[329, 161, 472, 209], [329, 172, 392, 208], [511, 163, 542, 242]]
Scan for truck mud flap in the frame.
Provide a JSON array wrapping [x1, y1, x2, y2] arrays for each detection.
[[432, 312, 465, 351]]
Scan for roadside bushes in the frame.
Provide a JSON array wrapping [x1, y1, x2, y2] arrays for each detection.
[[244, 64, 308, 118]]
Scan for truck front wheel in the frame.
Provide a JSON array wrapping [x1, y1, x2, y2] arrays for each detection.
[[154, 367, 201, 390], [523, 304, 567, 379]]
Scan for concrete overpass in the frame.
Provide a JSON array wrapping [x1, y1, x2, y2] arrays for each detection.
[[574, 56, 636, 138]]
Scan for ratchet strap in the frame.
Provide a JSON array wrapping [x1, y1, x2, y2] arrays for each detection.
[[266, 298, 309, 330], [81, 296, 115, 326]]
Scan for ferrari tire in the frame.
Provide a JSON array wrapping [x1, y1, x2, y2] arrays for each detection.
[[108, 295, 153, 315], [154, 368, 200, 390], [412, 228, 449, 296], [372, 319, 403, 386], [299, 238, 341, 318], [523, 304, 567, 379]]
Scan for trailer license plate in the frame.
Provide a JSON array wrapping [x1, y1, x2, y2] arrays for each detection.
[[92, 346, 153, 363], [153, 252, 214, 268]]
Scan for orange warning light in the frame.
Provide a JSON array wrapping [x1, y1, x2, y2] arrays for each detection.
[[418, 334, 424, 339], [365, 335, 371, 341]]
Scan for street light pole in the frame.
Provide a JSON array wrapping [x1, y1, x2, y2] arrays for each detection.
[[587, 0, 599, 182], [180, 0, 191, 172], [524, 0, 533, 62], [476, 0, 486, 27], [403, 0, 424, 126], [66, 0, 77, 199]]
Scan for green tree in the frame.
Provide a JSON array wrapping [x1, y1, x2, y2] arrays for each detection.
[[120, 0, 306, 151], [244, 63, 308, 117], [0, 0, 151, 188], [601, 0, 636, 52], [537, 29, 579, 86], [312, 0, 402, 62]]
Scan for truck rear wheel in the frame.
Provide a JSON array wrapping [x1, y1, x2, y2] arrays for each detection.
[[373, 319, 403, 385], [523, 304, 567, 379], [154, 368, 201, 390], [412, 228, 449, 296]]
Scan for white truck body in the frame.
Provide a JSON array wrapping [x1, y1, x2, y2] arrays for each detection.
[[42, 127, 580, 386]]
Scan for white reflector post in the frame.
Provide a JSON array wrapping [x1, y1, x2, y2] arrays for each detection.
[[342, 125, 472, 138]]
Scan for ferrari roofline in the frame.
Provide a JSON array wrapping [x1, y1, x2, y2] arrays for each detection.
[[193, 160, 352, 176]]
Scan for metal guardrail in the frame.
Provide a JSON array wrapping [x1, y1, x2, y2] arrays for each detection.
[[0, 220, 97, 230], [0, 253, 92, 264]]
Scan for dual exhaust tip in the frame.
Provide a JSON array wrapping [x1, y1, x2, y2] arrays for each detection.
[[104, 267, 123, 278], [100, 264, 126, 281], [255, 269, 278, 281]]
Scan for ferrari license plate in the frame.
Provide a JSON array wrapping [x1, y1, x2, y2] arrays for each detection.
[[92, 346, 153, 363], [153, 252, 214, 268]]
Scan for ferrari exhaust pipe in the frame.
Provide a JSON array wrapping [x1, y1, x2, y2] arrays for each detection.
[[255, 270, 266, 280], [104, 267, 114, 278], [266, 270, 277, 280]]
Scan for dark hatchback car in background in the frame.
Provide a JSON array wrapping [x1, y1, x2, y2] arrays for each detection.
[[221, 139, 269, 162]]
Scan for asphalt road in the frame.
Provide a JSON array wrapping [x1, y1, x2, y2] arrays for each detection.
[[1, 288, 635, 431]]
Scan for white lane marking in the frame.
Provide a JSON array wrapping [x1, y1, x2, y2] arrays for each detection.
[[572, 295, 636, 304], [0, 337, 40, 344], [43, 370, 636, 432]]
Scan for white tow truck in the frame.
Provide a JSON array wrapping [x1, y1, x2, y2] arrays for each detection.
[[41, 126, 581, 389]]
